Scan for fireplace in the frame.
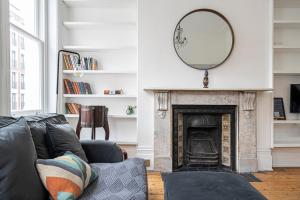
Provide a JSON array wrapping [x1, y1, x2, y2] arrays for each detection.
[[172, 105, 236, 171]]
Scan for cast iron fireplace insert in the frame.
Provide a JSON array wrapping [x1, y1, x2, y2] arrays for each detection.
[[172, 105, 236, 171]]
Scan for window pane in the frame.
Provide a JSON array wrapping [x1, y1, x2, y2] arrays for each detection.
[[10, 30, 42, 112], [11, 93, 17, 111], [9, 0, 37, 36]]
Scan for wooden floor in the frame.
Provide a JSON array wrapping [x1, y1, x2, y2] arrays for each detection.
[[148, 168, 300, 200]]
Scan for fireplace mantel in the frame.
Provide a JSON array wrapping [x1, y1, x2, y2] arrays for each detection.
[[153, 90, 261, 173], [144, 87, 273, 92]]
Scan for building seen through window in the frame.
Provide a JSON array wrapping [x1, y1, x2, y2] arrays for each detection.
[[9, 0, 43, 113]]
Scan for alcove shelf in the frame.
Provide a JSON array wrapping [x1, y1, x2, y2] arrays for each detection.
[[273, 120, 300, 124], [63, 70, 137, 74], [273, 71, 300, 76], [63, 21, 136, 29], [65, 114, 137, 119], [272, 0, 300, 166], [63, 0, 136, 8], [63, 45, 136, 52], [274, 143, 300, 148], [58, 0, 138, 153]]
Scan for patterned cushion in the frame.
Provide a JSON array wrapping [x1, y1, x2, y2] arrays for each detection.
[[36, 151, 98, 200], [79, 158, 147, 200]]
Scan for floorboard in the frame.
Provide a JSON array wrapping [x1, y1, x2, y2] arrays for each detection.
[[148, 168, 300, 200]]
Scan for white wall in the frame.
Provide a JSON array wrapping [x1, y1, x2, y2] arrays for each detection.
[[137, 0, 273, 168]]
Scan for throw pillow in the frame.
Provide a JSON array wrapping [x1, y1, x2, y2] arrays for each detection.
[[26, 114, 68, 159], [30, 126, 51, 159], [46, 123, 88, 162], [36, 151, 98, 200], [0, 117, 48, 200]]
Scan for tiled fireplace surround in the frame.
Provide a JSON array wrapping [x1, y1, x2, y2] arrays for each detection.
[[154, 90, 258, 172]]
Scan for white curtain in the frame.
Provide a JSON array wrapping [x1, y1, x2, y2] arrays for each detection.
[[0, 0, 10, 116]]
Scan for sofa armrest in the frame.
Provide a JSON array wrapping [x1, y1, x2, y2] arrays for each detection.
[[80, 140, 123, 163]]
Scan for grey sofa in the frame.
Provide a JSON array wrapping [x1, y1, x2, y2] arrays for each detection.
[[0, 114, 148, 200]]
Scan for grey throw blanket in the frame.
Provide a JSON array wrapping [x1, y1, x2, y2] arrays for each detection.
[[79, 158, 147, 200]]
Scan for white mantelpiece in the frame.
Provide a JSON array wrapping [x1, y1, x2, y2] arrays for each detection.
[[149, 89, 272, 172]]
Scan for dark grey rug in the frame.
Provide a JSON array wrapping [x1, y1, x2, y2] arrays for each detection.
[[163, 171, 266, 200]]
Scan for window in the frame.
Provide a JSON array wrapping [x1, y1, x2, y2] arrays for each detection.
[[20, 37, 24, 50], [9, 0, 45, 114], [11, 32, 16, 46], [11, 50, 16, 68], [11, 72, 17, 89], [20, 74, 25, 89], [21, 94, 25, 109], [20, 54, 24, 69], [11, 93, 17, 111]]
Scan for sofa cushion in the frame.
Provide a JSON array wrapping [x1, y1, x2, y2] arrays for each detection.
[[24, 113, 68, 124], [0, 117, 48, 200], [26, 114, 68, 159], [0, 116, 16, 127], [36, 151, 98, 200], [46, 123, 88, 162], [79, 158, 147, 200]]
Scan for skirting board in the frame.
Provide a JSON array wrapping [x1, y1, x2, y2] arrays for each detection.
[[136, 147, 154, 169], [272, 148, 300, 167], [257, 149, 273, 171]]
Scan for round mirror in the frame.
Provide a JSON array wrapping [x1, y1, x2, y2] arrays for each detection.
[[173, 9, 234, 70]]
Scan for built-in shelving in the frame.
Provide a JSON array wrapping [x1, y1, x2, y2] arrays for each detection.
[[63, 70, 136, 74], [274, 0, 300, 8], [63, 45, 136, 52], [273, 45, 300, 49], [63, 0, 136, 9], [272, 0, 300, 166], [274, 20, 300, 28], [63, 21, 136, 29], [273, 70, 300, 76], [274, 142, 300, 148], [59, 0, 138, 150], [65, 113, 137, 119], [274, 120, 300, 124]]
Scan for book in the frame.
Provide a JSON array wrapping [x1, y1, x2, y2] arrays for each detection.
[[65, 103, 80, 114], [63, 79, 92, 94], [64, 54, 98, 70]]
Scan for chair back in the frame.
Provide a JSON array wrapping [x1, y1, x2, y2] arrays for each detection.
[[76, 105, 109, 140]]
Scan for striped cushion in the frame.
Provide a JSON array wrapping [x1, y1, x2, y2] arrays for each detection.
[[36, 151, 98, 200]]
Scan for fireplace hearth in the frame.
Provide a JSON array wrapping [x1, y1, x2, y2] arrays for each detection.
[[173, 105, 236, 171]]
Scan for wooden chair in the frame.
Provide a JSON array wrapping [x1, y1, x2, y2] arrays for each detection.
[[76, 105, 127, 159], [76, 105, 109, 140]]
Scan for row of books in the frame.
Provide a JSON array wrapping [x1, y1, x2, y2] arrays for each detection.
[[65, 103, 80, 114], [64, 79, 92, 94], [63, 54, 97, 70]]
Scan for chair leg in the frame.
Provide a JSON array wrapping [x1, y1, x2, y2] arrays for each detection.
[[122, 149, 128, 160], [92, 126, 96, 140]]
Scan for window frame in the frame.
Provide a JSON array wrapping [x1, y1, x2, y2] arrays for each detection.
[[9, 0, 46, 116]]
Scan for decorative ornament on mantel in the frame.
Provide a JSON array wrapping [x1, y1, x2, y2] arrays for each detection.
[[203, 69, 209, 88]]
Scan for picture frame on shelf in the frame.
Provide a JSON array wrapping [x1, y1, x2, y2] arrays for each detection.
[[274, 97, 286, 120]]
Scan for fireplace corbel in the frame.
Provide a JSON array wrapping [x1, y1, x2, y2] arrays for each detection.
[[241, 92, 256, 111], [156, 91, 170, 119]]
